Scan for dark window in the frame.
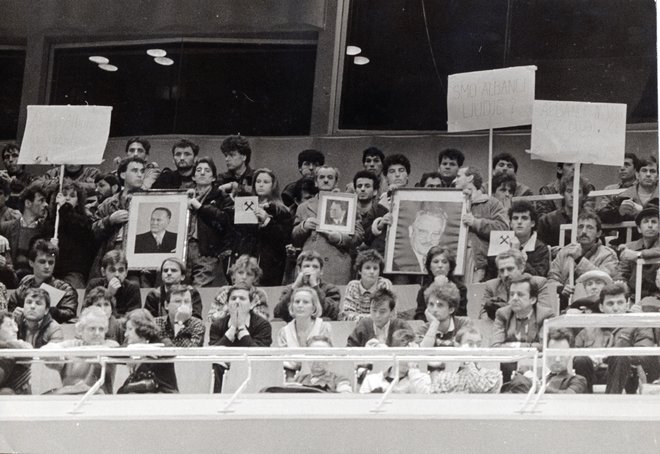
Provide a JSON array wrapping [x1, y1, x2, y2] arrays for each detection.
[[50, 41, 317, 136], [0, 49, 26, 140], [339, 0, 656, 130]]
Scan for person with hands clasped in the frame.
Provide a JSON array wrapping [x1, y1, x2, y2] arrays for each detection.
[[154, 284, 204, 347]]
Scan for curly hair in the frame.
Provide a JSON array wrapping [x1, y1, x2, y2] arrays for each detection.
[[423, 281, 460, 311], [126, 309, 161, 343]]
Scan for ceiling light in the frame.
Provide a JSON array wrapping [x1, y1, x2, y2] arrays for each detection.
[[147, 49, 167, 57], [346, 46, 361, 56], [354, 56, 370, 65], [98, 64, 118, 72], [154, 57, 174, 66], [88, 56, 109, 64]]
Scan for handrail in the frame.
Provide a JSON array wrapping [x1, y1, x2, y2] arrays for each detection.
[[559, 221, 636, 246], [528, 313, 660, 412], [635, 257, 660, 304], [512, 188, 626, 203]]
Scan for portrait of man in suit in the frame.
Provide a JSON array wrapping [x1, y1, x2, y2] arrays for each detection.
[[326, 200, 348, 226], [134, 206, 178, 254], [392, 205, 448, 273]]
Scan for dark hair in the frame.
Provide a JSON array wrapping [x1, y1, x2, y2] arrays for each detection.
[[1, 143, 19, 160], [117, 157, 147, 186], [492, 152, 518, 173], [559, 174, 591, 197], [353, 170, 380, 192], [463, 166, 483, 190], [226, 281, 257, 302], [423, 281, 460, 311], [125, 137, 151, 155], [492, 173, 517, 194], [638, 155, 658, 173], [19, 182, 46, 205], [55, 180, 87, 218], [24, 287, 51, 308], [509, 200, 539, 227], [547, 328, 574, 347], [152, 206, 172, 219], [171, 138, 200, 157], [83, 286, 116, 313], [578, 210, 602, 232], [438, 148, 465, 167], [418, 172, 444, 187], [424, 246, 456, 280], [625, 153, 641, 171], [297, 149, 325, 168], [296, 250, 324, 269], [168, 284, 193, 301], [221, 135, 251, 165], [29, 239, 58, 262], [95, 173, 120, 188], [391, 329, 416, 347], [0, 179, 10, 196], [101, 250, 128, 269], [362, 147, 385, 164], [194, 157, 218, 179], [383, 154, 411, 175], [509, 273, 538, 299], [252, 168, 285, 207], [126, 309, 161, 343], [293, 177, 319, 202], [598, 282, 627, 307], [355, 249, 384, 275], [370, 288, 397, 311]]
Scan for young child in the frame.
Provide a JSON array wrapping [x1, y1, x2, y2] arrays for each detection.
[[86, 250, 141, 316], [16, 288, 63, 347], [82, 286, 124, 345], [294, 336, 352, 393], [339, 249, 392, 321], [430, 326, 502, 394], [347, 288, 411, 347], [416, 282, 473, 348], [359, 329, 430, 394], [154, 284, 205, 347]]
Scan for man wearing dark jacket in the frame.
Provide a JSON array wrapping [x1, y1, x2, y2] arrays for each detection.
[[16, 288, 63, 347], [151, 139, 199, 190]]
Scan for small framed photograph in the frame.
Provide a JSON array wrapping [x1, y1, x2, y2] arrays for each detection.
[[125, 191, 190, 270], [317, 191, 358, 235], [384, 188, 468, 275]]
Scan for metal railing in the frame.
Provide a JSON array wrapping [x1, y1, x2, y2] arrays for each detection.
[[0, 346, 539, 414], [532, 313, 660, 412]]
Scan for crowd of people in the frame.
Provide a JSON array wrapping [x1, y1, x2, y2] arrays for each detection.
[[0, 136, 658, 396]]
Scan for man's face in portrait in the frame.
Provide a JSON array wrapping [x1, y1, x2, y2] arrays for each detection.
[[150, 209, 171, 235], [329, 201, 346, 224], [408, 212, 446, 256]]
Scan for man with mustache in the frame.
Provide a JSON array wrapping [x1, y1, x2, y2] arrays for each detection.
[[547, 211, 618, 311]]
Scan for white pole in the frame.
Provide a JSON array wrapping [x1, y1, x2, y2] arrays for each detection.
[[569, 162, 581, 287], [53, 164, 65, 240], [488, 128, 493, 196]]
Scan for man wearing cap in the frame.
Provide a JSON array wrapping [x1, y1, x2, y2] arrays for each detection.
[[566, 270, 613, 314], [613, 204, 659, 296], [547, 211, 618, 311]]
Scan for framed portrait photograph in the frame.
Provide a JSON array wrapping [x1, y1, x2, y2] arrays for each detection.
[[125, 191, 190, 270], [384, 188, 468, 275], [317, 191, 358, 235]]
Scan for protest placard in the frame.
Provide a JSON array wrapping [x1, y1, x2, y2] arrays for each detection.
[[528, 100, 627, 166], [447, 66, 536, 132], [487, 231, 517, 257], [19, 105, 111, 165], [234, 196, 259, 224]]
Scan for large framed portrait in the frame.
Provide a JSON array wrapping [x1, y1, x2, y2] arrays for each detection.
[[317, 191, 357, 235], [384, 188, 468, 275], [125, 191, 190, 270]]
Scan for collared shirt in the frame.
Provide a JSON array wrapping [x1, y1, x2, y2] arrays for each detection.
[[152, 231, 165, 246], [431, 362, 502, 394], [373, 320, 390, 344], [338, 277, 392, 321]]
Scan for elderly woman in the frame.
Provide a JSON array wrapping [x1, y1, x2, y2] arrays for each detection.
[[118, 309, 178, 394], [414, 246, 468, 319], [43, 306, 119, 394], [208, 255, 269, 323], [278, 286, 332, 379], [144, 257, 203, 320]]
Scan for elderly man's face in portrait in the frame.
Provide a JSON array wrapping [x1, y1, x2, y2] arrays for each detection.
[[150, 209, 171, 234], [408, 212, 445, 256]]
